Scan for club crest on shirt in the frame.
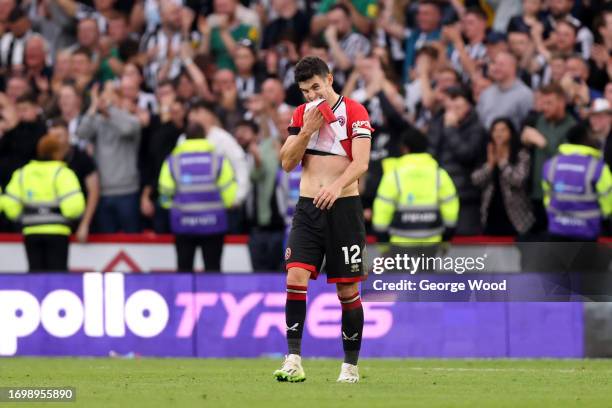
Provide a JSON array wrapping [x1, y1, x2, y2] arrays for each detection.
[[337, 116, 346, 126]]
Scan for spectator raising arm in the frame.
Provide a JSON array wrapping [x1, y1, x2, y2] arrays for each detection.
[[77, 84, 101, 142], [339, 0, 374, 36], [218, 16, 239, 59], [442, 24, 478, 80], [105, 105, 141, 137], [54, 0, 78, 17], [197, 15, 212, 56], [180, 42, 214, 101], [377, 3, 406, 41]]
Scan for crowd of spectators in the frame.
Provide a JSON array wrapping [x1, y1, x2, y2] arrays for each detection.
[[0, 0, 611, 265]]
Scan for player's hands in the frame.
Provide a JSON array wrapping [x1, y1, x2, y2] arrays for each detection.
[[313, 182, 342, 210], [301, 107, 325, 137]]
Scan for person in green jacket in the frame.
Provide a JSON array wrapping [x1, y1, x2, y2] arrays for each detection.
[[2, 134, 85, 272]]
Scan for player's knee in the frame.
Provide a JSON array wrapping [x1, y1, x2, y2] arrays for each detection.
[[287, 267, 311, 286], [336, 282, 358, 298]]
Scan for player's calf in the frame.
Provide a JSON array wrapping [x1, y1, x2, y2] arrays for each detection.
[[285, 284, 307, 355], [274, 283, 308, 383], [338, 289, 363, 371]]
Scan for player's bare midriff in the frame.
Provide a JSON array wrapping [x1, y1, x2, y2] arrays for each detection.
[[299, 153, 359, 198]]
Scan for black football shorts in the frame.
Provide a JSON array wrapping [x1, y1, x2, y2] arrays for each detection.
[[285, 196, 367, 283]]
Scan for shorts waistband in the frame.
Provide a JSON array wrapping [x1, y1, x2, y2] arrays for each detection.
[[298, 195, 360, 203]]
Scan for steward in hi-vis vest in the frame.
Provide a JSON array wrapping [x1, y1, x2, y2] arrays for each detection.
[[158, 123, 237, 272], [2, 134, 85, 271], [543, 125, 612, 241], [373, 129, 459, 244]]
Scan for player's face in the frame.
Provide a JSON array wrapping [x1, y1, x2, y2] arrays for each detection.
[[298, 74, 333, 103]]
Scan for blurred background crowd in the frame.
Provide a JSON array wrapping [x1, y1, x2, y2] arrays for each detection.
[[0, 0, 610, 263]]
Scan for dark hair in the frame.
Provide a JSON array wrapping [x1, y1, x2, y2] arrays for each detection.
[[8, 6, 27, 23], [485, 31, 507, 44], [550, 52, 568, 62], [7, 73, 27, 83], [305, 36, 328, 50], [157, 78, 175, 89], [59, 79, 80, 94], [445, 85, 474, 105], [465, 6, 487, 20], [48, 118, 68, 129], [235, 119, 259, 135], [188, 99, 216, 114], [294, 56, 330, 83], [107, 11, 128, 22], [419, 0, 442, 12], [401, 128, 428, 154], [539, 83, 565, 98], [72, 47, 92, 60], [328, 3, 351, 16], [566, 53, 587, 66], [78, 17, 98, 28], [436, 66, 461, 83], [16, 92, 36, 105], [508, 26, 531, 36], [118, 38, 140, 61], [556, 20, 577, 36], [415, 45, 439, 61], [566, 123, 598, 148], [185, 123, 205, 139], [489, 117, 521, 164]]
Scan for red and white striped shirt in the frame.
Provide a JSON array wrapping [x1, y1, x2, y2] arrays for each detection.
[[288, 96, 374, 161]]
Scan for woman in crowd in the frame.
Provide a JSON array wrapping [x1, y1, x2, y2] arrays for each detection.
[[471, 117, 535, 236]]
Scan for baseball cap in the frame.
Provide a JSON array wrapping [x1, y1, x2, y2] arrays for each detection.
[[485, 31, 507, 45], [590, 98, 611, 115]]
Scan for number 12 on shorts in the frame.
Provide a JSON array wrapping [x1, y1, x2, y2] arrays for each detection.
[[341, 245, 362, 265]]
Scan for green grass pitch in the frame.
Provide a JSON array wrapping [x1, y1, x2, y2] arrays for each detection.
[[2, 358, 612, 407]]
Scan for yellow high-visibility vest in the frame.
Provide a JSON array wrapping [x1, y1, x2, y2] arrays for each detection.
[[373, 153, 459, 243], [2, 160, 85, 235]]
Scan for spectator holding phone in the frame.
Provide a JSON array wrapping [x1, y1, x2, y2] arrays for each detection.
[[76, 82, 142, 233]]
